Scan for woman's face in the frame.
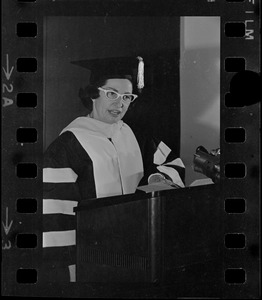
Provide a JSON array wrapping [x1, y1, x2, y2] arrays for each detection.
[[92, 78, 133, 124]]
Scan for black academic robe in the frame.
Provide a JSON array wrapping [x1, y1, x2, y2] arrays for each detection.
[[41, 127, 185, 282]]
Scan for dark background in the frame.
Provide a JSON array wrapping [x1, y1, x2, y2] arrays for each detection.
[[43, 16, 181, 156]]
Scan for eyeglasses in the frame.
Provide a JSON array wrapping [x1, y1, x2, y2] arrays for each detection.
[[98, 87, 138, 103]]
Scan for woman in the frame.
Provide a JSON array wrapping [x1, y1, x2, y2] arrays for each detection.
[[42, 56, 185, 282]]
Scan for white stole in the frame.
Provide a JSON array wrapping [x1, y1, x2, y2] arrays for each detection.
[[61, 117, 144, 198]]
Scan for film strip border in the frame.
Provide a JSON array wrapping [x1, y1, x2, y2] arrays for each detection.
[[2, 0, 43, 295], [1, 0, 260, 297], [221, 1, 260, 298]]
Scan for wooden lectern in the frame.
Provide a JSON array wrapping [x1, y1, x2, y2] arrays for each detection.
[[74, 184, 223, 285]]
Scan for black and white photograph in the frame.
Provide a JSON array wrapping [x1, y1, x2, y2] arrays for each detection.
[[42, 13, 220, 281], [1, 0, 260, 298]]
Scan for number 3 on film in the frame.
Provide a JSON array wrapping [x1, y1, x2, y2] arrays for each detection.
[[2, 54, 14, 107]]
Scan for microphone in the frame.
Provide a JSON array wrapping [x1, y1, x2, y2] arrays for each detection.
[[193, 146, 220, 183]]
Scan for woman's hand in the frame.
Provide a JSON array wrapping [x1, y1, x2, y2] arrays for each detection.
[[148, 173, 181, 188]]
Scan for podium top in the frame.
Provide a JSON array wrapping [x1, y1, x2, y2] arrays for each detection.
[[74, 183, 218, 212]]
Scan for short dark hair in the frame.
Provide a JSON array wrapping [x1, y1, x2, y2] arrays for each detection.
[[79, 75, 134, 112]]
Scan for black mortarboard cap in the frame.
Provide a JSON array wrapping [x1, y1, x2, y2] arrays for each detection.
[[71, 56, 144, 92]]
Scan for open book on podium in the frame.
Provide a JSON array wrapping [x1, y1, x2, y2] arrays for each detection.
[[74, 183, 222, 285]]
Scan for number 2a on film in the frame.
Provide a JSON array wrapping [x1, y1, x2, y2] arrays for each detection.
[[2, 54, 14, 107]]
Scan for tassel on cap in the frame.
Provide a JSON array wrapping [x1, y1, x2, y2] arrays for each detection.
[[137, 56, 144, 92]]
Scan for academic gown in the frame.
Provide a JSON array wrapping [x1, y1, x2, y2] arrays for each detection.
[[41, 116, 185, 282]]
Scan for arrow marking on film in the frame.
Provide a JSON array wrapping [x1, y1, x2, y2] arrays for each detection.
[[2, 54, 14, 81], [2, 207, 13, 236]]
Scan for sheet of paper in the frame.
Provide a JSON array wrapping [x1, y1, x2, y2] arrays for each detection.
[[189, 178, 214, 187], [136, 183, 175, 193]]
